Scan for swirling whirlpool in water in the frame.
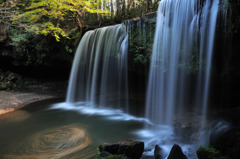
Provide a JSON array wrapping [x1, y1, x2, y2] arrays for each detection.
[[6, 124, 93, 159]]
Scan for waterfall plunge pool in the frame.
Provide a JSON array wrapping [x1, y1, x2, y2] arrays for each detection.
[[0, 99, 211, 159]]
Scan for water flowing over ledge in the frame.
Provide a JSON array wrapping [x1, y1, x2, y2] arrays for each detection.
[[143, 0, 227, 157], [146, 0, 219, 126], [63, 0, 227, 157], [66, 24, 129, 111]]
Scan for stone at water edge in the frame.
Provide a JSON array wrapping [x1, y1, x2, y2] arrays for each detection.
[[99, 151, 113, 158], [196, 146, 226, 159], [167, 144, 187, 159], [154, 145, 162, 159], [99, 140, 144, 159], [209, 108, 240, 159], [101, 144, 119, 154]]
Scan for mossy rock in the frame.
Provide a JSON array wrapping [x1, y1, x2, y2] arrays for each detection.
[[0, 82, 13, 90], [105, 155, 125, 159], [96, 149, 125, 159], [196, 146, 228, 159], [0, 82, 8, 90]]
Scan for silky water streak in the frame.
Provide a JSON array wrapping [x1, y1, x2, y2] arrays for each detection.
[[66, 24, 128, 110]]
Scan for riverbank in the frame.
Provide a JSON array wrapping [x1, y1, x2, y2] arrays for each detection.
[[0, 79, 67, 115]]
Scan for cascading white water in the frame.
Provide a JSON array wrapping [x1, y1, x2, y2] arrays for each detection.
[[66, 24, 128, 110], [145, 0, 219, 132], [141, 0, 225, 157], [196, 0, 219, 143]]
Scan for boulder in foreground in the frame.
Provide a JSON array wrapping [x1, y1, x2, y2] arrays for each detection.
[[98, 140, 144, 159], [167, 144, 187, 159]]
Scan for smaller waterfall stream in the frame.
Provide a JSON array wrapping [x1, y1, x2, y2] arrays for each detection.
[[66, 24, 128, 110]]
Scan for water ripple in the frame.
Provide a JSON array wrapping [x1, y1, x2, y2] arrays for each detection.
[[5, 124, 92, 159]]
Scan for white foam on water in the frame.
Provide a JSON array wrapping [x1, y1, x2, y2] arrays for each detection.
[[51, 102, 199, 158], [51, 102, 152, 124]]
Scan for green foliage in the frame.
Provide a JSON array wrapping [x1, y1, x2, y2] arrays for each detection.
[[7, 0, 109, 41], [96, 154, 123, 159], [65, 45, 73, 54], [0, 83, 8, 90], [104, 155, 123, 159], [1, 0, 159, 43], [61, 28, 80, 54], [196, 146, 228, 159], [197, 146, 220, 154], [128, 18, 199, 75], [227, 0, 240, 37], [97, 148, 101, 155], [177, 45, 202, 74], [134, 54, 148, 64], [9, 27, 48, 65], [128, 22, 155, 65], [96, 146, 124, 159], [0, 0, 160, 67]]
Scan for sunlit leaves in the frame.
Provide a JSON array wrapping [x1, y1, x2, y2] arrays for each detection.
[[7, 0, 110, 41], [1, 0, 157, 41]]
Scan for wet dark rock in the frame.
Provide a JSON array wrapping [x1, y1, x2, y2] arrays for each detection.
[[196, 146, 227, 159], [141, 12, 157, 24], [210, 127, 240, 159], [0, 70, 24, 90], [99, 151, 113, 157], [99, 140, 144, 159], [215, 107, 240, 126], [7, 73, 18, 82], [210, 108, 240, 159], [102, 144, 120, 154], [154, 145, 162, 159], [167, 144, 187, 159], [209, 119, 231, 147]]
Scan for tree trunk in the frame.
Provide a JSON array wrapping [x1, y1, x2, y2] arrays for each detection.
[[121, 0, 125, 20], [111, 0, 114, 19], [116, 0, 120, 16]]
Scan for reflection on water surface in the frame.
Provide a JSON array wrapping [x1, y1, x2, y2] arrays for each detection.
[[5, 124, 92, 159], [0, 100, 144, 159]]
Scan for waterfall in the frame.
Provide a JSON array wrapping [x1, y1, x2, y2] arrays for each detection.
[[196, 0, 219, 140], [66, 24, 128, 110], [145, 0, 220, 129]]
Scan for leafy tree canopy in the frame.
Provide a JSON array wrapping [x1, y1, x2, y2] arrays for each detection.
[[1, 0, 109, 41], [1, 0, 161, 41]]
